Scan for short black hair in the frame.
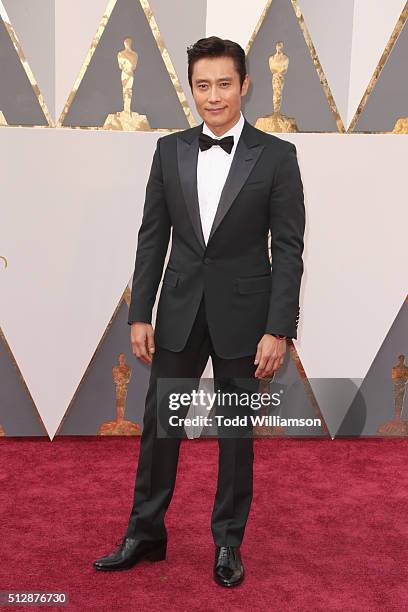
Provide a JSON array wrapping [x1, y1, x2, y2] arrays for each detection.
[[187, 36, 247, 89]]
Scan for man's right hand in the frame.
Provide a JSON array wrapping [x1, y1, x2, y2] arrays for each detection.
[[130, 322, 155, 365]]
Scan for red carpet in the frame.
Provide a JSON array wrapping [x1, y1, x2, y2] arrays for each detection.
[[1, 437, 407, 611]]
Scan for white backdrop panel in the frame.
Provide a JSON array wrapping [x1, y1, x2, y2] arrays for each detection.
[[0, 127, 158, 438], [1, 129, 407, 436], [290, 133, 408, 379]]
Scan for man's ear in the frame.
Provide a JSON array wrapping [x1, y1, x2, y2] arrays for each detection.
[[241, 74, 251, 96]]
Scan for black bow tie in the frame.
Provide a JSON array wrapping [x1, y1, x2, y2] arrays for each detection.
[[199, 132, 234, 154]]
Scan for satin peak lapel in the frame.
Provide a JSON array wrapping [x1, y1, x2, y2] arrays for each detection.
[[177, 124, 206, 251], [208, 123, 265, 243], [176, 119, 265, 250]]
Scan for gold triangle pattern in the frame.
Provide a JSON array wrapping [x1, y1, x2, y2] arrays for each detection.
[[57, 0, 195, 129], [348, 1, 408, 132], [245, 0, 345, 132]]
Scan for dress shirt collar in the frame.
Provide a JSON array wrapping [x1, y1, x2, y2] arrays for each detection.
[[201, 111, 245, 145]]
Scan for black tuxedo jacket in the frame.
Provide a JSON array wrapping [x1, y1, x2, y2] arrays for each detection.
[[128, 117, 305, 359]]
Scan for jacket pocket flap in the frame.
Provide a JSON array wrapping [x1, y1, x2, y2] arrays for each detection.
[[237, 275, 271, 294], [241, 179, 267, 192], [162, 268, 179, 287]]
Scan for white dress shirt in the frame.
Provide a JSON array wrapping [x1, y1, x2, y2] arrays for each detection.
[[197, 111, 245, 245]]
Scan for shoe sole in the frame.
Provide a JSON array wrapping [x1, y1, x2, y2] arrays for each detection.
[[213, 571, 244, 587]]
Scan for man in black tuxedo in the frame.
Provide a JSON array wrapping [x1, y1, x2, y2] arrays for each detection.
[[93, 36, 305, 587]]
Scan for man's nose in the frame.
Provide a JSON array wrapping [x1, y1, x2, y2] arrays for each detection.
[[208, 87, 221, 102]]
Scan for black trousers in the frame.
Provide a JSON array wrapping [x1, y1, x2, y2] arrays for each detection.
[[125, 295, 258, 547]]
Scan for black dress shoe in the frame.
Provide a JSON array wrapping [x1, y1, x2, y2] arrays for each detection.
[[213, 545, 244, 587], [93, 536, 167, 571]]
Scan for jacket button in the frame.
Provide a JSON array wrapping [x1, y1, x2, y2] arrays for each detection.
[[203, 257, 212, 264]]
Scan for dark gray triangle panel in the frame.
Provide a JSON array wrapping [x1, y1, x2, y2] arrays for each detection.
[[244, 0, 338, 132], [63, 0, 189, 128], [339, 298, 408, 436], [0, 333, 47, 436], [0, 18, 48, 126], [57, 300, 150, 436], [354, 19, 408, 132]]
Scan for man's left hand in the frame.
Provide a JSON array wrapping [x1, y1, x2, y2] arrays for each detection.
[[254, 334, 287, 379]]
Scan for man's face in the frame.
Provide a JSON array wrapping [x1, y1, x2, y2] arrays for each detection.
[[191, 56, 250, 135]]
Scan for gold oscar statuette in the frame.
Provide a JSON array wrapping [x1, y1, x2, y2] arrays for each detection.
[[255, 41, 298, 133], [377, 355, 408, 435], [104, 37, 151, 131], [97, 353, 141, 435], [391, 117, 408, 134]]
